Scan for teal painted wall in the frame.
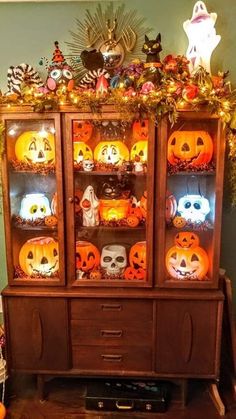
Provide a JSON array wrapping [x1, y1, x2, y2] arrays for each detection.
[[0, 0, 235, 297]]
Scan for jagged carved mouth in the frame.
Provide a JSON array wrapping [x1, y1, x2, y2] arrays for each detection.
[[29, 260, 58, 275], [171, 266, 197, 278], [25, 156, 54, 164]]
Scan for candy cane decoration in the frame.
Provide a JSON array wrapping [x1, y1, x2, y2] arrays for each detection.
[[7, 63, 44, 95]]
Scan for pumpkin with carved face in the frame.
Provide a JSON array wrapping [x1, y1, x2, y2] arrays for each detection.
[[130, 140, 148, 162], [72, 121, 93, 143], [166, 233, 209, 280], [74, 142, 93, 163], [129, 241, 146, 270], [15, 131, 55, 164], [19, 236, 59, 277], [94, 141, 129, 166], [132, 120, 149, 141], [167, 131, 213, 167], [75, 241, 100, 273]]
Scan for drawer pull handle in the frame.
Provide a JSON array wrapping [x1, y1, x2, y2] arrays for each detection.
[[100, 329, 123, 338], [115, 401, 134, 410], [101, 354, 122, 362], [101, 304, 122, 311]]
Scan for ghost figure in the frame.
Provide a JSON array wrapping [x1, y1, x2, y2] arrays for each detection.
[[19, 193, 51, 220], [80, 185, 99, 227], [177, 194, 210, 223], [183, 1, 221, 74], [101, 244, 127, 276]]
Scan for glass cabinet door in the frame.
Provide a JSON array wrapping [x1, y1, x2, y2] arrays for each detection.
[[2, 113, 64, 286], [156, 111, 225, 288], [64, 112, 155, 287]]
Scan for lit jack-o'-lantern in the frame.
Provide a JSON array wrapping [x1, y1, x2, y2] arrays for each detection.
[[165, 232, 209, 280], [94, 141, 129, 166], [166, 192, 177, 223], [15, 131, 55, 164], [177, 194, 210, 223], [19, 193, 51, 220], [99, 199, 130, 221], [19, 236, 59, 277], [132, 120, 149, 141], [75, 241, 100, 273], [167, 131, 213, 167], [74, 142, 93, 163], [129, 241, 146, 270], [130, 141, 148, 162], [72, 120, 93, 143]]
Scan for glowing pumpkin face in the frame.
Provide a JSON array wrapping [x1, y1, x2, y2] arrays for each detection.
[[132, 120, 149, 141], [166, 245, 209, 280], [19, 236, 59, 277], [94, 141, 129, 166], [167, 131, 213, 167], [175, 232, 200, 249], [129, 241, 146, 270], [72, 121, 93, 142], [15, 131, 55, 164], [130, 141, 148, 162], [75, 241, 100, 272], [74, 142, 93, 163], [19, 193, 51, 220]]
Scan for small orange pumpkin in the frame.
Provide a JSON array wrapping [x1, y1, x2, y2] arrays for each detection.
[[127, 215, 140, 227], [75, 241, 100, 272], [90, 270, 102, 280], [168, 131, 213, 167], [44, 215, 58, 227], [175, 231, 200, 249], [173, 216, 187, 229], [132, 119, 149, 141], [129, 241, 146, 270], [128, 205, 143, 220], [124, 266, 146, 280]]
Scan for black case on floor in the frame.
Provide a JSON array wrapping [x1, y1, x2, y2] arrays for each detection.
[[85, 380, 169, 413]]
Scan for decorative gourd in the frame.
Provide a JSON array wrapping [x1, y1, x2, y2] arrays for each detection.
[[166, 192, 177, 223], [132, 119, 149, 141], [15, 131, 55, 164], [75, 241, 100, 272], [129, 241, 146, 270], [130, 140, 148, 162], [99, 199, 129, 221], [74, 142, 93, 163], [166, 233, 209, 280], [19, 236, 59, 277], [94, 141, 129, 165], [72, 120, 93, 142], [167, 130, 213, 166]]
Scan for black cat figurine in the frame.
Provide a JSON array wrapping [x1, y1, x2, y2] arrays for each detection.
[[142, 34, 162, 64]]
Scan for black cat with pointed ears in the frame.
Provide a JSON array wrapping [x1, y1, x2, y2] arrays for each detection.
[[142, 33, 162, 63]]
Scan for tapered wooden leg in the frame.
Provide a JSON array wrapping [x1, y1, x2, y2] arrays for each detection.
[[37, 374, 46, 401], [209, 382, 225, 416]]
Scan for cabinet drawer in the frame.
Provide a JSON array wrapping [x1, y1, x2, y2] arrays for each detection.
[[72, 345, 152, 372], [71, 299, 153, 322], [71, 319, 153, 346]]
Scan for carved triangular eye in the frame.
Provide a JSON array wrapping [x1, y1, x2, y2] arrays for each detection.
[[191, 254, 199, 262], [171, 252, 177, 259], [27, 251, 33, 259], [197, 137, 204, 145], [171, 137, 176, 145]]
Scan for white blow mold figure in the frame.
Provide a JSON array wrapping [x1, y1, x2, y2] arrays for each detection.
[[80, 185, 99, 227]]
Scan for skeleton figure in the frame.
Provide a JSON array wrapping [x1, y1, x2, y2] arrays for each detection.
[[80, 185, 99, 226], [82, 159, 94, 172], [177, 194, 210, 223], [101, 244, 127, 276], [183, 1, 221, 74]]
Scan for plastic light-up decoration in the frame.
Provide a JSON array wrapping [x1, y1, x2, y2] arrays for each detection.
[[177, 194, 210, 223], [101, 244, 127, 276], [19, 193, 51, 220], [183, 1, 221, 74]]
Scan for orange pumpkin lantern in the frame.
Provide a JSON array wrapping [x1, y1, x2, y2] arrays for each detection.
[[19, 236, 59, 277], [167, 131, 213, 167], [129, 241, 146, 270], [124, 266, 146, 280], [99, 199, 130, 221], [127, 215, 140, 227], [72, 120, 93, 142], [166, 192, 177, 223], [140, 191, 147, 219], [94, 141, 129, 166], [166, 233, 209, 280], [75, 241, 100, 272], [132, 120, 149, 141], [15, 131, 55, 164], [74, 142, 93, 163], [130, 141, 148, 162]]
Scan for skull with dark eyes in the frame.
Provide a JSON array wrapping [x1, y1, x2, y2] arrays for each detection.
[[101, 245, 127, 276], [177, 194, 210, 223]]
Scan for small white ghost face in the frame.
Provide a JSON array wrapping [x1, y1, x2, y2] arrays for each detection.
[[101, 245, 127, 276], [177, 194, 210, 223], [19, 193, 51, 220], [82, 159, 94, 172]]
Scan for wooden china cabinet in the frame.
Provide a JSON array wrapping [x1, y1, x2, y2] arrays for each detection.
[[0, 105, 225, 405]]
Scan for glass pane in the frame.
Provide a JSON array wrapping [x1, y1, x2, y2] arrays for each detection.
[[6, 119, 60, 282], [72, 118, 149, 284]]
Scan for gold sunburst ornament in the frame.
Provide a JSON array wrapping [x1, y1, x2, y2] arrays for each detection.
[[66, 2, 151, 80]]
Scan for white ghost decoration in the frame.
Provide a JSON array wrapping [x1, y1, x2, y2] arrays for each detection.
[[80, 185, 99, 227], [19, 193, 51, 220], [183, 1, 221, 74], [177, 194, 210, 223]]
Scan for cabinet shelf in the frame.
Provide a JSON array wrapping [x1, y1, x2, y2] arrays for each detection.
[[74, 171, 147, 177], [76, 225, 146, 232], [12, 224, 57, 232], [167, 171, 215, 177]]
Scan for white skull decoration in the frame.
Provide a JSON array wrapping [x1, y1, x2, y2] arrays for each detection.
[[19, 193, 51, 220], [101, 244, 127, 276], [177, 194, 210, 223], [82, 159, 94, 172]]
